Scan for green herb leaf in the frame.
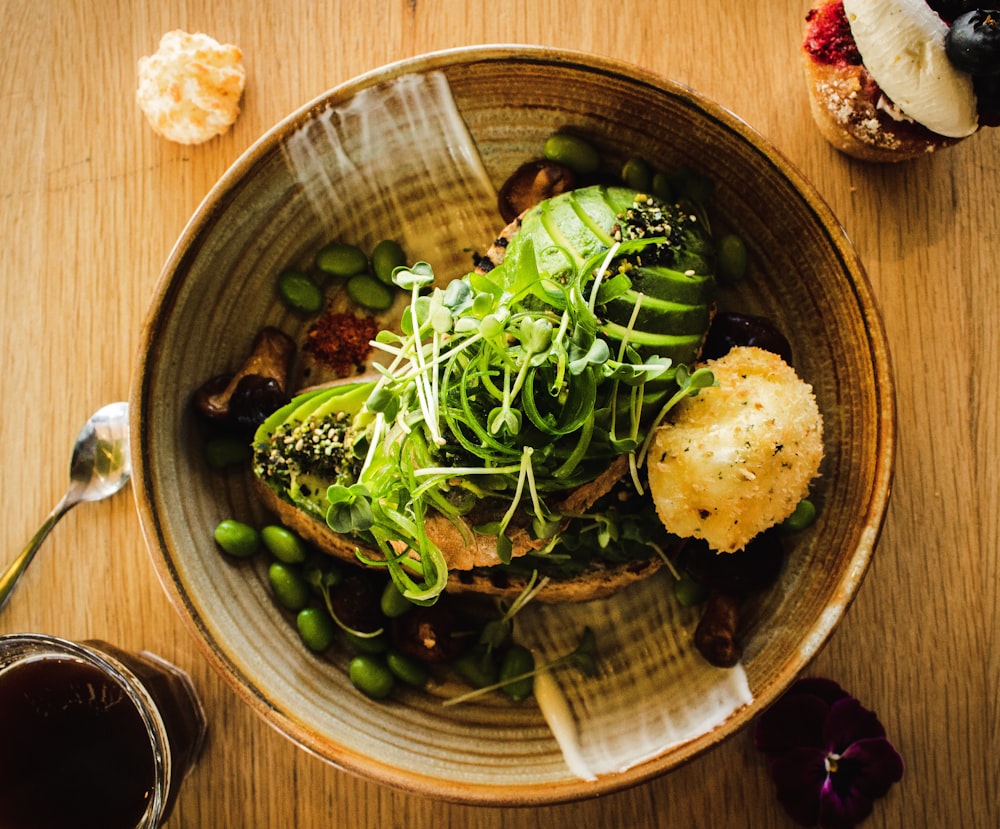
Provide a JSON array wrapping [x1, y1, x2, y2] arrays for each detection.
[[325, 484, 374, 533], [392, 260, 435, 290], [568, 337, 609, 375]]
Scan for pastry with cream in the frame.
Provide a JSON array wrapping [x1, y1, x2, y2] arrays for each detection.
[[802, 0, 1000, 161]]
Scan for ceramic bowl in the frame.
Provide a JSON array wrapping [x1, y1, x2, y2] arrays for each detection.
[[131, 45, 894, 804]]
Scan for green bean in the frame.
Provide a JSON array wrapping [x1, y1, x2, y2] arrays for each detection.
[[315, 241, 368, 277], [621, 157, 653, 192], [261, 524, 309, 564], [669, 165, 714, 203], [347, 274, 394, 311], [543, 133, 599, 175], [349, 655, 396, 699], [379, 580, 411, 618], [453, 645, 498, 689], [651, 171, 674, 203], [499, 645, 535, 701], [673, 572, 708, 608], [386, 649, 429, 687], [344, 630, 389, 655], [203, 436, 252, 469], [267, 562, 310, 611], [371, 239, 406, 285], [296, 606, 337, 652], [277, 270, 324, 314], [213, 519, 260, 558], [716, 233, 748, 283], [782, 498, 817, 532]]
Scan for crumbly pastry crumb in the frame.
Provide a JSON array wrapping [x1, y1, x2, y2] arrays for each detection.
[[137, 30, 246, 145]]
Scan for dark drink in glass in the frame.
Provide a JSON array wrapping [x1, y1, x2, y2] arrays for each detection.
[[0, 634, 207, 829]]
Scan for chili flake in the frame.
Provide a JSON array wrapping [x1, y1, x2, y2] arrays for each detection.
[[303, 310, 378, 377]]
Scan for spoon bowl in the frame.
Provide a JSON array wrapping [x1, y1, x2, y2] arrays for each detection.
[[0, 402, 131, 611]]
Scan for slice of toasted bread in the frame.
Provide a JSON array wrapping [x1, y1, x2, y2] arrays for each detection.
[[253, 475, 666, 602]]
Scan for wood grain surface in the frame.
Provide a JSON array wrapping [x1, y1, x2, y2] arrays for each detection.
[[1, 1, 996, 827]]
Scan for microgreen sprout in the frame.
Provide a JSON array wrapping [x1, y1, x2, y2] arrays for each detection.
[[303, 560, 386, 640], [442, 626, 597, 706], [477, 571, 550, 652]]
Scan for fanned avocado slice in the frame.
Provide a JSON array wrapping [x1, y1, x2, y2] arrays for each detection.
[[489, 185, 716, 367], [252, 381, 374, 517]]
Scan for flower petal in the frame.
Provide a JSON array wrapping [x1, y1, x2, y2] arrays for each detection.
[[823, 697, 887, 753], [754, 678, 903, 829], [769, 746, 829, 826], [789, 677, 850, 706], [755, 690, 834, 756], [842, 737, 905, 796], [818, 775, 874, 829]]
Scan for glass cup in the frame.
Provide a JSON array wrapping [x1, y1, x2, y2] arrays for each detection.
[[0, 633, 207, 829]]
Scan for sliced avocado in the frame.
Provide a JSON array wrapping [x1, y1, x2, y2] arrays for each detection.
[[254, 384, 331, 444], [599, 322, 705, 363], [601, 291, 712, 332], [493, 186, 639, 287], [625, 265, 715, 308], [252, 381, 375, 516]]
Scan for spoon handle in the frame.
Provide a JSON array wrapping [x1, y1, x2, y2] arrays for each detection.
[[0, 496, 76, 612]]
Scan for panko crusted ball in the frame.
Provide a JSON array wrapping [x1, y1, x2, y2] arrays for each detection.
[[647, 346, 824, 553], [137, 30, 246, 145]]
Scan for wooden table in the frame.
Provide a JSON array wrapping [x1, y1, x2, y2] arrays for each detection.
[[2, 2, 996, 826]]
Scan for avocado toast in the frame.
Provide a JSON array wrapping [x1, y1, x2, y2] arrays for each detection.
[[252, 185, 718, 604]]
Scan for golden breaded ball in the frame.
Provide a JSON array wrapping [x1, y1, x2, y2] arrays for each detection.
[[647, 346, 824, 553], [137, 30, 245, 145]]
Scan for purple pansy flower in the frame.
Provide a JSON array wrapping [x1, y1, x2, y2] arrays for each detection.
[[754, 678, 904, 829]]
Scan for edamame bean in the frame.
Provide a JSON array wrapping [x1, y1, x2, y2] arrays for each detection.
[[453, 645, 498, 688], [499, 645, 535, 702], [782, 498, 817, 532], [203, 436, 252, 469], [673, 572, 708, 608], [277, 270, 324, 314], [268, 562, 310, 611], [261, 524, 309, 564], [213, 519, 260, 558], [717, 233, 748, 283], [674, 165, 714, 203], [296, 606, 337, 652], [543, 133, 600, 175], [379, 580, 412, 618], [344, 630, 389, 655], [371, 239, 406, 285], [621, 156, 653, 192], [347, 273, 394, 311], [315, 241, 368, 277], [386, 649, 429, 687], [349, 654, 396, 699], [651, 171, 674, 203]]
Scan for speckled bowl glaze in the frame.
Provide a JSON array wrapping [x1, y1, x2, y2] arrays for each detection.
[[131, 46, 895, 805]]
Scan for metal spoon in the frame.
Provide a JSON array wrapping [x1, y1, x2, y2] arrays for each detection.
[[0, 402, 132, 611]]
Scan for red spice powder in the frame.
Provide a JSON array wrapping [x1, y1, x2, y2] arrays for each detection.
[[304, 310, 379, 376], [804, 0, 862, 67]]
